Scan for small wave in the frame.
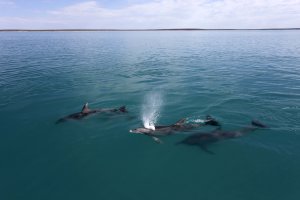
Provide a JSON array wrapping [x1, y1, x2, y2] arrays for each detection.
[[282, 106, 300, 110]]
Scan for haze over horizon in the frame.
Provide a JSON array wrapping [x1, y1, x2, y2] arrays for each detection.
[[0, 0, 300, 29]]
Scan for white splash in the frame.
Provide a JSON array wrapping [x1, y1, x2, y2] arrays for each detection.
[[142, 92, 163, 131], [186, 117, 206, 124], [190, 119, 205, 123]]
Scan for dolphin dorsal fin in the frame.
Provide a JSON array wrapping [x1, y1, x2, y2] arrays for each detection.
[[81, 103, 90, 113], [175, 118, 186, 126]]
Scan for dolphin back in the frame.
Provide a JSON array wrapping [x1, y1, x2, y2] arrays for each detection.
[[205, 115, 220, 126], [174, 118, 186, 125], [118, 106, 127, 113], [251, 120, 267, 128]]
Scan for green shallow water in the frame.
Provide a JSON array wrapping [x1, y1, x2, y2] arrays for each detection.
[[0, 31, 300, 200]]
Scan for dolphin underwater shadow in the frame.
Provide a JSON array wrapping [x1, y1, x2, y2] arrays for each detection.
[[130, 115, 220, 143], [177, 120, 267, 154], [56, 103, 128, 124]]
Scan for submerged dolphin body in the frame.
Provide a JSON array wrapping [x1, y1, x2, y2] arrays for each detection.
[[56, 103, 127, 123], [130, 116, 220, 143], [177, 120, 267, 154]]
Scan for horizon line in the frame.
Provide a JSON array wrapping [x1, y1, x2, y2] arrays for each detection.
[[1, 28, 300, 32]]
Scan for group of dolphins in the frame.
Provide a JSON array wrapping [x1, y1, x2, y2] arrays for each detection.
[[56, 103, 267, 154]]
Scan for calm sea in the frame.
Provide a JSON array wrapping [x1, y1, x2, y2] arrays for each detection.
[[0, 31, 299, 200]]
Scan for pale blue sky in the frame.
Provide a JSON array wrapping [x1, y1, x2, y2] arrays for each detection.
[[1, 0, 299, 29]]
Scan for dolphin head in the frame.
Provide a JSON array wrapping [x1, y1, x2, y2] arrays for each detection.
[[129, 127, 153, 134]]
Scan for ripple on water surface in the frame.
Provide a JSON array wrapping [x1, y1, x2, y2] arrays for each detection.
[[0, 31, 300, 200]]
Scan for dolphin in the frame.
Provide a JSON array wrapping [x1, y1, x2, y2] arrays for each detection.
[[56, 103, 127, 123], [130, 115, 220, 143], [177, 120, 267, 154]]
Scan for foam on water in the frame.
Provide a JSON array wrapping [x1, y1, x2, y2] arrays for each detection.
[[188, 118, 206, 123]]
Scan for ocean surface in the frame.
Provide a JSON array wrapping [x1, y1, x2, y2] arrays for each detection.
[[0, 31, 300, 200]]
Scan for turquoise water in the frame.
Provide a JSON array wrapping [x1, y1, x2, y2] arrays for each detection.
[[0, 31, 300, 200]]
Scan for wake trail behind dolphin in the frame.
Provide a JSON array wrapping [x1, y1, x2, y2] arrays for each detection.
[[142, 92, 163, 130]]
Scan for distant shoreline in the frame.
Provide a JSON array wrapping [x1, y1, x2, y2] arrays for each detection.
[[0, 28, 300, 32]]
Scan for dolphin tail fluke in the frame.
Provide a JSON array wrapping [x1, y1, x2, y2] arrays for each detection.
[[205, 115, 220, 126], [251, 120, 267, 128], [56, 118, 66, 124], [119, 106, 128, 113]]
